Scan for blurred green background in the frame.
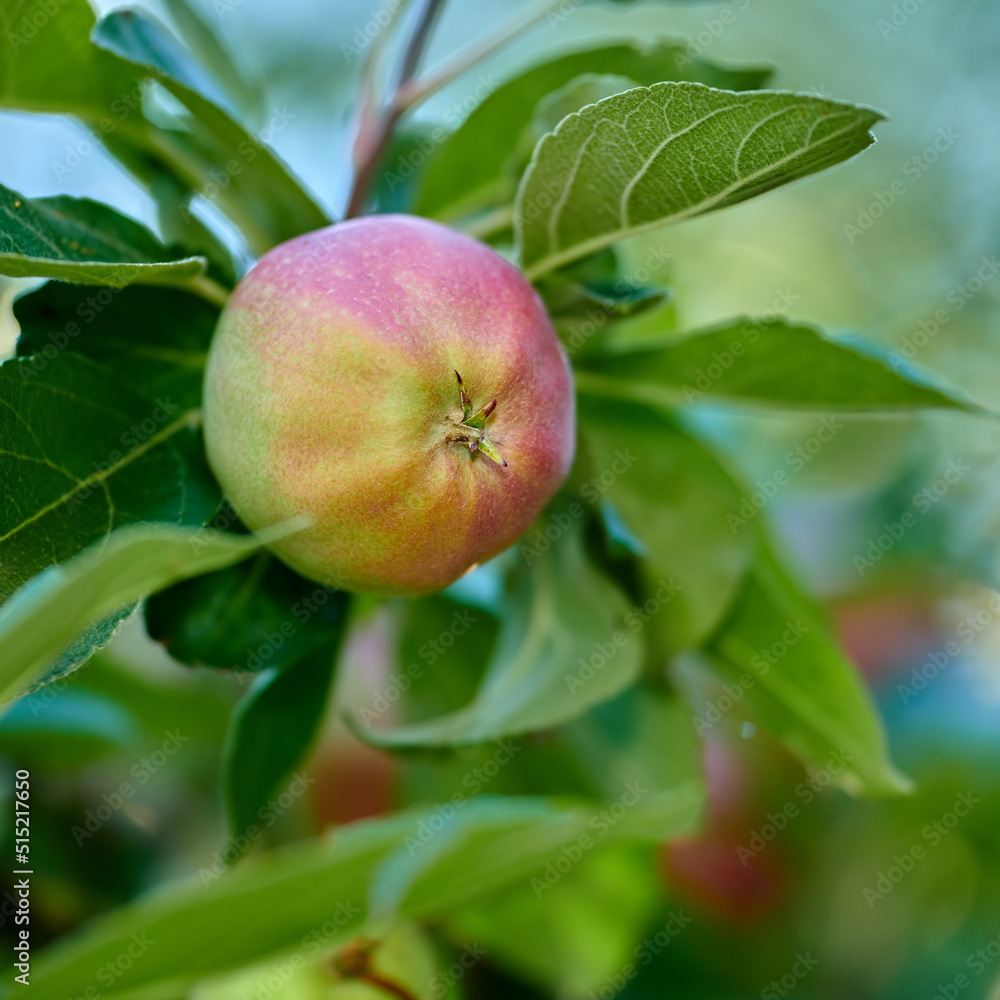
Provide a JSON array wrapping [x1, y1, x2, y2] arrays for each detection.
[[2, 1, 999, 997]]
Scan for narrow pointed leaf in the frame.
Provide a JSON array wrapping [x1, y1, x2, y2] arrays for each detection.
[[0, 519, 304, 706], [703, 547, 911, 796], [576, 318, 984, 413]]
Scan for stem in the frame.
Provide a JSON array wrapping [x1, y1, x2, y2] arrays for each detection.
[[344, 0, 447, 218], [361, 972, 418, 1000], [394, 0, 567, 111], [186, 273, 231, 308]]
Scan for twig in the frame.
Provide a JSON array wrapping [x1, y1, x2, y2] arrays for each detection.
[[344, 0, 447, 218], [187, 273, 231, 307], [393, 0, 567, 112]]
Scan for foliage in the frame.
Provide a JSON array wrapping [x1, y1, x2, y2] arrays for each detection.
[[0, 1, 993, 998]]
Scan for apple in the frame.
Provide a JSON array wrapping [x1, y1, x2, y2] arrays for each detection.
[[204, 215, 575, 595]]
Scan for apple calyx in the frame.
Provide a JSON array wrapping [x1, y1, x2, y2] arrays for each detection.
[[444, 370, 507, 467]]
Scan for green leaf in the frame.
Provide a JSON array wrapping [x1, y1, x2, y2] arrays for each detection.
[[23, 605, 138, 696], [416, 41, 771, 221], [14, 281, 218, 411], [223, 638, 344, 837], [578, 395, 753, 650], [575, 317, 982, 413], [23, 796, 700, 998], [0, 519, 303, 706], [145, 551, 347, 672], [353, 524, 644, 749], [371, 788, 701, 920], [0, 352, 217, 597], [0, 0, 137, 118], [162, 0, 262, 122], [516, 83, 884, 279], [92, 8, 329, 252], [702, 546, 911, 796], [0, 351, 219, 681], [0, 183, 208, 290]]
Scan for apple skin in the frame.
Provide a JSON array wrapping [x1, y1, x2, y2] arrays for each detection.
[[203, 215, 575, 595]]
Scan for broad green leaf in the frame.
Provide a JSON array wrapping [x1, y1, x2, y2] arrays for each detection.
[[0, 519, 303, 706], [0, 183, 209, 290], [0, 351, 218, 601], [14, 281, 218, 410], [145, 551, 346, 672], [386, 592, 499, 723], [575, 318, 982, 413], [0, 351, 219, 681], [223, 637, 345, 837], [92, 8, 329, 252], [353, 524, 644, 749], [578, 395, 752, 650], [0, 0, 137, 118], [516, 83, 884, 279], [22, 796, 701, 998], [702, 546, 911, 796], [416, 41, 771, 220]]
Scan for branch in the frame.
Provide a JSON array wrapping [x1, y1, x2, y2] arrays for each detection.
[[344, 0, 447, 219], [394, 0, 567, 113]]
